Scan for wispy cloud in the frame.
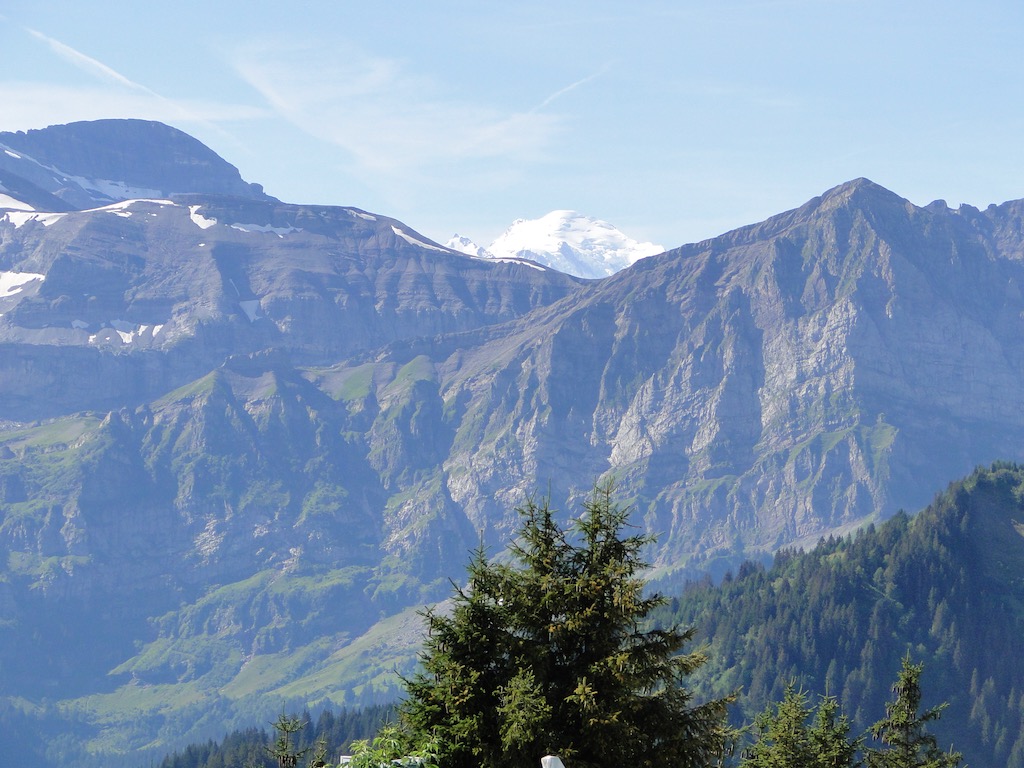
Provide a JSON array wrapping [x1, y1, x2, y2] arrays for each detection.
[[532, 65, 611, 113], [5, 27, 267, 153], [0, 84, 266, 131], [26, 27, 155, 94], [230, 41, 565, 181]]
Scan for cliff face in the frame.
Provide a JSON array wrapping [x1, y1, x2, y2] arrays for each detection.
[[356, 179, 1024, 574], [4, 122, 1024, 764]]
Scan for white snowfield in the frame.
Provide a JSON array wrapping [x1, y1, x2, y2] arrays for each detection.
[[451, 210, 664, 279], [108, 319, 165, 344], [0, 266, 167, 345], [230, 222, 301, 237], [444, 236, 550, 271], [0, 197, 303, 240], [0, 194, 34, 211], [89, 321, 164, 345], [392, 225, 447, 252], [2, 210, 66, 228], [93, 199, 175, 213], [186, 205, 301, 237], [490, 257, 546, 271], [239, 300, 260, 322], [189, 205, 217, 229], [0, 271, 45, 298], [445, 234, 492, 259], [0, 142, 163, 205], [67, 175, 163, 202], [2, 198, 177, 229]]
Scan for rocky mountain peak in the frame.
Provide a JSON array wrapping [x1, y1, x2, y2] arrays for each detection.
[[809, 177, 911, 216], [0, 119, 269, 208]]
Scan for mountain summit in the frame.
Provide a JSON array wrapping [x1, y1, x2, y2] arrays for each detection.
[[0, 119, 269, 209], [448, 210, 664, 278]]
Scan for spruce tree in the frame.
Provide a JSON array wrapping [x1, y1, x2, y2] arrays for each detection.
[[402, 485, 731, 768], [865, 656, 961, 768], [267, 714, 308, 768], [808, 695, 861, 768], [741, 684, 859, 768]]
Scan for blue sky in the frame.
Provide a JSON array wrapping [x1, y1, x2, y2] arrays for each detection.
[[1, 1, 1023, 250]]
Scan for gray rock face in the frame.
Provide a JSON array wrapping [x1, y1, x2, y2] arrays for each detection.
[[416, 180, 1024, 572]]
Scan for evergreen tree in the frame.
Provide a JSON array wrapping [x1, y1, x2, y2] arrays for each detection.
[[402, 485, 731, 768], [808, 696, 861, 768], [267, 714, 309, 768], [741, 684, 859, 768], [865, 656, 961, 768]]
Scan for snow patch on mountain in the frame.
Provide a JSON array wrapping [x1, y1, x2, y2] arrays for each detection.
[[451, 211, 664, 279], [89, 321, 165, 345], [189, 205, 217, 229], [230, 222, 301, 237], [392, 225, 447, 252], [0, 271, 44, 297], [445, 235, 553, 271], [91, 199, 175, 212], [0, 194, 34, 211], [239, 300, 261, 322], [3, 211, 66, 228], [67, 175, 164, 203]]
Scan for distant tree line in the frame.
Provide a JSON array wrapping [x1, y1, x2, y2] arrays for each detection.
[[157, 705, 394, 768]]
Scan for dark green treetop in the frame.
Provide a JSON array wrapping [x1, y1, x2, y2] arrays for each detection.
[[741, 683, 860, 768], [402, 485, 732, 768], [865, 656, 962, 768]]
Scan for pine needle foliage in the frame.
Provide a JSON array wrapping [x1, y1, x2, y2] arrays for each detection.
[[865, 656, 962, 768], [402, 485, 732, 768], [741, 683, 860, 768]]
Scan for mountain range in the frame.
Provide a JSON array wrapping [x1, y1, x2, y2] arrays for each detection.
[[2, 119, 1024, 765]]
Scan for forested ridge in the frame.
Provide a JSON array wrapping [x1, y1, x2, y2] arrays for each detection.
[[664, 462, 1024, 767]]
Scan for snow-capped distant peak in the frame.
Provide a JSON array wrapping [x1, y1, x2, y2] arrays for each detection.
[[446, 234, 493, 259], [485, 211, 663, 279]]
